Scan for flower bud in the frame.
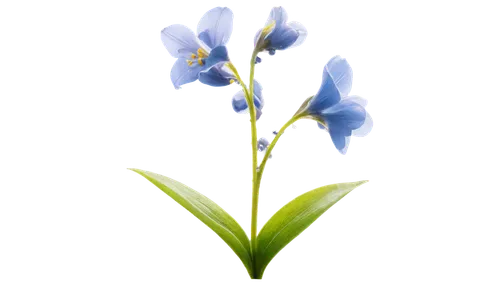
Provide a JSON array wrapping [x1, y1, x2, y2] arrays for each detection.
[[258, 138, 270, 152]]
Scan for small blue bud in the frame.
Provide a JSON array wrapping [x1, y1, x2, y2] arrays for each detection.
[[255, 56, 262, 64], [258, 137, 270, 152], [268, 49, 276, 56]]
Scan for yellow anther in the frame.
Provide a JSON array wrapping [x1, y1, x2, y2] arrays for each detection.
[[197, 48, 209, 58], [197, 58, 204, 66], [262, 20, 276, 35], [229, 79, 235, 84], [191, 54, 197, 59], [187, 60, 193, 66]]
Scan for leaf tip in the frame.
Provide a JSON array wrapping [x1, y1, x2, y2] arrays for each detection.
[[353, 177, 372, 191]]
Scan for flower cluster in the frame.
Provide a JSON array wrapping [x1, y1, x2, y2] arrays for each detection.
[[161, 6, 372, 154], [136, 5, 374, 280]]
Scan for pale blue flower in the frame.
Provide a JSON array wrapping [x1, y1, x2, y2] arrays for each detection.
[[254, 7, 307, 55], [232, 80, 264, 120], [306, 56, 373, 154], [161, 7, 236, 89]]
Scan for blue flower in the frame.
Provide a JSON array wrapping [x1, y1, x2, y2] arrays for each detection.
[[254, 7, 307, 55], [306, 56, 373, 154], [161, 7, 236, 89], [232, 80, 265, 120]]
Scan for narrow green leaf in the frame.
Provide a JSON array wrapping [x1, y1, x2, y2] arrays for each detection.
[[129, 168, 253, 276], [255, 180, 368, 278]]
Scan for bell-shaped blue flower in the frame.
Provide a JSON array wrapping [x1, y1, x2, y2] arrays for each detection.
[[306, 56, 373, 154], [254, 7, 307, 55], [232, 80, 265, 120], [161, 7, 236, 89]]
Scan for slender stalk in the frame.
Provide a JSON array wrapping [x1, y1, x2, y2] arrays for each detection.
[[231, 52, 305, 278], [226, 62, 249, 95], [257, 116, 301, 181], [228, 59, 258, 278], [226, 61, 255, 260], [248, 50, 259, 253]]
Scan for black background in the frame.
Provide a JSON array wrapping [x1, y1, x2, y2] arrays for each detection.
[[114, 0, 397, 285]]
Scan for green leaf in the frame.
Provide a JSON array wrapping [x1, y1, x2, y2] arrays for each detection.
[[129, 168, 253, 276], [254, 180, 368, 278]]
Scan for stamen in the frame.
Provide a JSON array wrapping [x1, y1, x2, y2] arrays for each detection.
[[229, 79, 235, 84], [191, 54, 196, 59], [197, 58, 204, 66], [197, 48, 209, 58], [187, 60, 193, 66]]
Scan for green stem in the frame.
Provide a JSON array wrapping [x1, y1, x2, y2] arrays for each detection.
[[256, 116, 301, 196], [231, 52, 306, 278], [249, 50, 259, 253], [226, 62, 248, 95], [228, 59, 258, 278]]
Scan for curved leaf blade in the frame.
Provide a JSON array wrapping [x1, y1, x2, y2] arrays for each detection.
[[129, 168, 253, 276], [255, 180, 368, 278]]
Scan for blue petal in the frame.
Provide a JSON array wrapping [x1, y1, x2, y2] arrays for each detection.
[[253, 78, 266, 120], [330, 130, 347, 153], [288, 21, 307, 48], [340, 95, 372, 136], [267, 26, 299, 50], [252, 80, 264, 109], [204, 46, 230, 69], [329, 130, 350, 155], [325, 56, 353, 97], [170, 58, 203, 89], [307, 69, 342, 114], [317, 122, 326, 130], [199, 65, 234, 87], [232, 90, 248, 113], [321, 98, 368, 154], [322, 99, 367, 130], [267, 7, 288, 27], [352, 112, 373, 137], [231, 80, 264, 115], [198, 31, 213, 49], [161, 24, 201, 58], [197, 7, 233, 49]]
